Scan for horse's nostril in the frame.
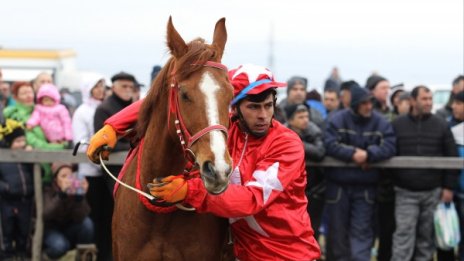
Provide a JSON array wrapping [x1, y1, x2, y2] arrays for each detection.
[[202, 161, 216, 178]]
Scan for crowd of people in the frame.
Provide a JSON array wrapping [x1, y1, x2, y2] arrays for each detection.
[[0, 64, 463, 260]]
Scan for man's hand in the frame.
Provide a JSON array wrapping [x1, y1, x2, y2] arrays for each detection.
[[352, 148, 368, 165], [148, 176, 188, 203], [86, 125, 117, 164], [441, 188, 454, 203]]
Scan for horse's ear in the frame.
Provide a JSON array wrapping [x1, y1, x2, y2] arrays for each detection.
[[167, 16, 188, 58], [212, 17, 227, 60]]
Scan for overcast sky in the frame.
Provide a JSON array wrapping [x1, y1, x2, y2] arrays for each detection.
[[1, 0, 463, 91]]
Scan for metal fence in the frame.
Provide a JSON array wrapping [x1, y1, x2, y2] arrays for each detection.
[[0, 149, 463, 260]]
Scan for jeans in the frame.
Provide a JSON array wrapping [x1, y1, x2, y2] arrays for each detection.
[[325, 182, 376, 261], [43, 216, 94, 259]]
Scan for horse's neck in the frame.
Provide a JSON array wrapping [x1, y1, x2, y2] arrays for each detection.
[[140, 119, 186, 185]]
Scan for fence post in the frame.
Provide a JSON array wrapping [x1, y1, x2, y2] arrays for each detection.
[[32, 164, 43, 261]]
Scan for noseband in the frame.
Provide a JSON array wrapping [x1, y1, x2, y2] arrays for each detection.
[[169, 61, 229, 167]]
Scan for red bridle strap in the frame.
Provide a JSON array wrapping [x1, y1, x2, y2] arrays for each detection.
[[187, 124, 228, 148], [169, 60, 229, 164]]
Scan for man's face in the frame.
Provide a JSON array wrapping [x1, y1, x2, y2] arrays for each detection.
[[397, 99, 410, 115], [452, 100, 464, 120], [340, 89, 351, 109], [372, 80, 390, 104], [234, 94, 274, 137], [1, 82, 11, 98], [287, 83, 306, 104], [452, 80, 464, 94], [357, 100, 373, 118], [288, 110, 309, 131], [112, 80, 134, 101], [323, 91, 340, 112], [33, 73, 53, 92], [412, 88, 433, 115]]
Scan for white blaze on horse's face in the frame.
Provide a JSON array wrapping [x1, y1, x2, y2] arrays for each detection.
[[198, 71, 231, 193]]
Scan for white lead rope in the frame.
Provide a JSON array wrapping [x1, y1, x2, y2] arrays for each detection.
[[99, 153, 195, 211]]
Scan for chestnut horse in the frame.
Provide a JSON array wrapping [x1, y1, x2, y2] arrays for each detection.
[[112, 17, 234, 260]]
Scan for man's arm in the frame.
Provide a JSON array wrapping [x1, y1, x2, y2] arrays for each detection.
[[366, 119, 396, 162], [442, 124, 459, 190], [324, 117, 356, 162], [104, 99, 143, 134], [185, 134, 307, 218]]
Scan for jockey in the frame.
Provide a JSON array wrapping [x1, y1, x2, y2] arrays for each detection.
[[86, 64, 321, 260]]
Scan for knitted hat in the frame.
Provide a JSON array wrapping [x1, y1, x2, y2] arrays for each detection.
[[365, 75, 388, 90], [284, 103, 310, 120], [340, 80, 359, 91], [229, 64, 286, 105], [350, 83, 373, 111], [0, 119, 25, 147], [287, 76, 308, 94]]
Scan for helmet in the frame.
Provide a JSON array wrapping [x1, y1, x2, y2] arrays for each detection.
[[229, 64, 286, 105]]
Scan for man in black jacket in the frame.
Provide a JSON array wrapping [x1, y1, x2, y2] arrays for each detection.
[[92, 71, 136, 261], [285, 103, 326, 240], [391, 85, 458, 261]]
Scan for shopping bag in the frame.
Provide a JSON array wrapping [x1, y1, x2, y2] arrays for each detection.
[[434, 202, 461, 250]]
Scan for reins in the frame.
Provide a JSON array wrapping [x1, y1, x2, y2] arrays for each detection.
[[76, 61, 229, 212]]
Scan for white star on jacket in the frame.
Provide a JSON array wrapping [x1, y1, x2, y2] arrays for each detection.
[[229, 162, 283, 237]]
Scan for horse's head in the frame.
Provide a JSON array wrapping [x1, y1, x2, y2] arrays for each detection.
[[166, 17, 233, 194]]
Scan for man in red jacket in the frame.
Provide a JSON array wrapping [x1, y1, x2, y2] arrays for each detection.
[[87, 64, 321, 260]]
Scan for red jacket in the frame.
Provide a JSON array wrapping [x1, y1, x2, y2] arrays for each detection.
[[104, 99, 321, 260]]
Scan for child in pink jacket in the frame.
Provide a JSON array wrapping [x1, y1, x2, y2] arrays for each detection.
[[27, 84, 72, 143]]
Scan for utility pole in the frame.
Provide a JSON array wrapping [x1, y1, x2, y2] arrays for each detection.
[[268, 21, 275, 73]]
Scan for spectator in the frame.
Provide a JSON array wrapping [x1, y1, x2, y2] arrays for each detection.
[[324, 83, 396, 261], [450, 91, 464, 261], [1, 82, 16, 108], [395, 91, 411, 116], [72, 77, 105, 255], [0, 120, 34, 261], [26, 84, 73, 145], [323, 88, 340, 118], [278, 76, 324, 129], [324, 67, 342, 92], [437, 75, 464, 120], [59, 87, 78, 116], [438, 90, 464, 261], [306, 89, 328, 120], [339, 80, 357, 109], [132, 81, 144, 101], [365, 74, 392, 119], [0, 68, 4, 123], [150, 65, 162, 86], [3, 82, 65, 182], [32, 72, 53, 94], [391, 86, 459, 261], [42, 162, 94, 260], [92, 71, 136, 261], [285, 103, 326, 240], [389, 83, 405, 110]]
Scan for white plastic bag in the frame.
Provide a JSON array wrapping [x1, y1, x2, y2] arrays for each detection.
[[434, 202, 461, 250]]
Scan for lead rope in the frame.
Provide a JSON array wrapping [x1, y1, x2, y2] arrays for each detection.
[[98, 153, 195, 212]]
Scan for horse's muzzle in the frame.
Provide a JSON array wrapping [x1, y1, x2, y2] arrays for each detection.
[[201, 161, 230, 195]]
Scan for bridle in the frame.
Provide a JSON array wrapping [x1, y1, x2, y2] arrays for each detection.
[[168, 61, 229, 170]]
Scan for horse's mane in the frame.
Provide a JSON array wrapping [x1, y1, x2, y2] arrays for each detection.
[[136, 38, 222, 139]]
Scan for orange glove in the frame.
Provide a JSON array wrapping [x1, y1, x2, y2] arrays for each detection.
[[148, 175, 188, 203], [86, 125, 117, 164]]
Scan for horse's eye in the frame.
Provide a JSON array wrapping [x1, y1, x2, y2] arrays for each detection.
[[181, 91, 191, 102]]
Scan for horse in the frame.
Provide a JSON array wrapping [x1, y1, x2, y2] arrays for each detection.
[[111, 17, 234, 260]]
